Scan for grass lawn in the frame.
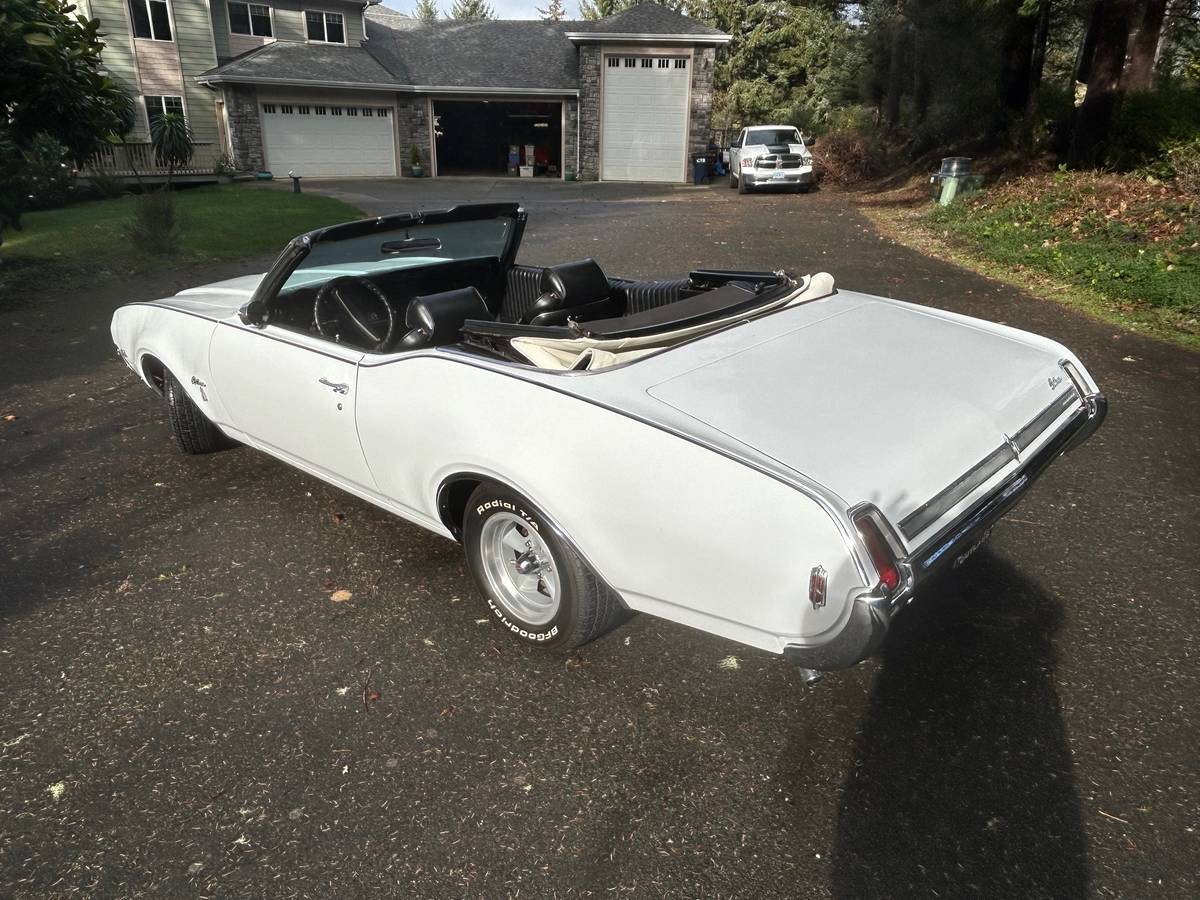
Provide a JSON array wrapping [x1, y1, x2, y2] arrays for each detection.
[[876, 171, 1198, 349], [1, 184, 363, 272]]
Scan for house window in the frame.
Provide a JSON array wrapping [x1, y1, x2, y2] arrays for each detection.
[[280, 103, 294, 114], [362, 107, 373, 116], [314, 106, 326, 115], [229, 3, 272, 38], [144, 95, 184, 129], [674, 59, 687, 69], [640, 58, 652, 68], [606, 57, 619, 68], [657, 58, 669, 68], [346, 107, 358, 116], [330, 106, 342, 116], [262, 103, 277, 113], [305, 10, 345, 43], [128, 0, 172, 41], [624, 58, 635, 67], [378, 108, 390, 118]]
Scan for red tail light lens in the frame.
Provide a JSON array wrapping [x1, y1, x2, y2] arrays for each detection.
[[855, 514, 901, 593]]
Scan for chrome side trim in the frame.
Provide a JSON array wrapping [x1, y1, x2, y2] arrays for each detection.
[[1012, 390, 1077, 450], [899, 444, 1014, 541]]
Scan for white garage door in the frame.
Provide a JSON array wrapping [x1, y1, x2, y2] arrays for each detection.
[[261, 101, 396, 177], [601, 55, 690, 183]]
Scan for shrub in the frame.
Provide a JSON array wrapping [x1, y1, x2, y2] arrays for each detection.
[[22, 135, 75, 211], [86, 168, 127, 200], [124, 191, 178, 254], [818, 126, 895, 184], [1107, 85, 1200, 171]]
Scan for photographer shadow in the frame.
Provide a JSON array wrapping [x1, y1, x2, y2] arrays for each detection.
[[830, 550, 1089, 899]]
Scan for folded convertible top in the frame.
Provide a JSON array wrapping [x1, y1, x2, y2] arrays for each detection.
[[572, 281, 766, 340]]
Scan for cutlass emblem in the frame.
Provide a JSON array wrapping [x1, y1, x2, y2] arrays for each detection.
[[1047, 375, 1063, 390]]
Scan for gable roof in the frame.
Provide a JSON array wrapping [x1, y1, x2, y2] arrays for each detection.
[[198, 3, 728, 93]]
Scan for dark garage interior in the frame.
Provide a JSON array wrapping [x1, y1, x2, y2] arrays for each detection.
[[433, 100, 562, 177]]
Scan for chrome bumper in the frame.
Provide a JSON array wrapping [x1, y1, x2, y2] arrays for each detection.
[[784, 391, 1107, 671], [745, 169, 814, 186]]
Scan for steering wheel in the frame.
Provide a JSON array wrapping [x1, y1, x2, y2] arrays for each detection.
[[313, 276, 396, 352]]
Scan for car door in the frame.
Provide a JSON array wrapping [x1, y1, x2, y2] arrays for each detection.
[[731, 129, 746, 172], [208, 323, 377, 490]]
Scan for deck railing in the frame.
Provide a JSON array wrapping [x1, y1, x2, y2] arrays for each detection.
[[82, 142, 224, 177]]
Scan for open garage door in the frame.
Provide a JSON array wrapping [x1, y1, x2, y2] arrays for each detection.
[[434, 100, 562, 177], [601, 55, 690, 183], [261, 101, 396, 177]]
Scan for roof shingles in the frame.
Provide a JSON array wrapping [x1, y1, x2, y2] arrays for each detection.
[[200, 3, 727, 90]]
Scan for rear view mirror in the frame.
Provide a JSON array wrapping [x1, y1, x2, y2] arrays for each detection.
[[382, 237, 443, 254]]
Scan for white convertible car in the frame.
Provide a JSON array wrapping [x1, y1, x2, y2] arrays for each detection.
[[111, 203, 1106, 677]]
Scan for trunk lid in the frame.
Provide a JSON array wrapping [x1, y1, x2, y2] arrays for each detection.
[[645, 298, 1073, 545]]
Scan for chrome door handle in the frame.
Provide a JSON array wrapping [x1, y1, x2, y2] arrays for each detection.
[[318, 377, 349, 395]]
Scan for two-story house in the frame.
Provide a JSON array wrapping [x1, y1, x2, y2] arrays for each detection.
[[83, 2, 729, 183]]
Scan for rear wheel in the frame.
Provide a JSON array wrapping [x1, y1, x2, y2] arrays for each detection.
[[463, 483, 626, 651], [164, 370, 229, 454]]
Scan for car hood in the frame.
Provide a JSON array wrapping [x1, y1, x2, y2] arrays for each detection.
[[746, 143, 807, 155], [155, 273, 265, 319], [631, 293, 1075, 542]]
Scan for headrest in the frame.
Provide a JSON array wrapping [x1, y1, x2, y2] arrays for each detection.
[[540, 258, 609, 307], [402, 287, 490, 348]]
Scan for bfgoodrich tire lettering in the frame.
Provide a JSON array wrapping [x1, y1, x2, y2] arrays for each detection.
[[164, 370, 229, 454], [463, 483, 626, 650]]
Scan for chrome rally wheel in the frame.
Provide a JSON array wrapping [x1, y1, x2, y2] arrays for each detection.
[[462, 483, 628, 650], [478, 511, 561, 626]]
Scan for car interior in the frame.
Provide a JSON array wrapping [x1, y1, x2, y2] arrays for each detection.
[[265, 249, 824, 371]]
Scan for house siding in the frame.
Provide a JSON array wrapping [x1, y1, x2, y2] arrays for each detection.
[[88, 0, 142, 115], [173, 0, 222, 143]]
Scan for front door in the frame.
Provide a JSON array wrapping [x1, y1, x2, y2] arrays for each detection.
[[209, 323, 377, 490]]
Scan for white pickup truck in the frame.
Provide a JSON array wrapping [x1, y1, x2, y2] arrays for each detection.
[[729, 125, 815, 194]]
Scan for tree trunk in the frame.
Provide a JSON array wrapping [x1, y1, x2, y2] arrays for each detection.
[[883, 18, 907, 129], [1026, 0, 1051, 118], [1122, 0, 1169, 90], [1069, 0, 1138, 168]]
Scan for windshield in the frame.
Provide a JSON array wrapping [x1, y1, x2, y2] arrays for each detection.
[[282, 217, 515, 292], [746, 128, 803, 147]]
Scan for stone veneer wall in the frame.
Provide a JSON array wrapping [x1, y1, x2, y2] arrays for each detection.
[[562, 97, 579, 178], [576, 44, 602, 181], [224, 84, 264, 173], [396, 96, 433, 176], [689, 47, 716, 160]]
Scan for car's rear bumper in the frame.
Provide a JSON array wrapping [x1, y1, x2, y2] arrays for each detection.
[[783, 391, 1107, 671]]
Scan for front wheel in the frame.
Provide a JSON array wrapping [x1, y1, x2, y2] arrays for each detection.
[[737, 177, 749, 195], [164, 370, 230, 454], [463, 483, 626, 650], [728, 172, 738, 189]]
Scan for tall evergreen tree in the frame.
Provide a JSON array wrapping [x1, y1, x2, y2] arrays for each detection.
[[413, 0, 439, 19], [538, 0, 568, 20], [448, 0, 494, 19]]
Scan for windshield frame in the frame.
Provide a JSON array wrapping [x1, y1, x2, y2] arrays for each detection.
[[239, 202, 527, 326]]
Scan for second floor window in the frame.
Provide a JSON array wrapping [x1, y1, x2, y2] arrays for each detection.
[[305, 11, 344, 44], [229, 3, 272, 38], [128, 0, 172, 41]]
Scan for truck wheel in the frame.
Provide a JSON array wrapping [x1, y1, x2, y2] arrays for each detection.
[[164, 370, 229, 454], [737, 177, 749, 195], [463, 483, 626, 651], [728, 173, 737, 189]]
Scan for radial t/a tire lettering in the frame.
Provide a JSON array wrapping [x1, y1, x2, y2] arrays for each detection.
[[462, 483, 626, 651]]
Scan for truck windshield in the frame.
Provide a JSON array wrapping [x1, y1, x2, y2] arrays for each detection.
[[746, 129, 802, 146]]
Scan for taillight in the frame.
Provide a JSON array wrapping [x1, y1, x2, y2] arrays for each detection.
[[854, 513, 901, 593]]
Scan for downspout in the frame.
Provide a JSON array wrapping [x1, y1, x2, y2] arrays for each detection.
[[575, 98, 580, 180]]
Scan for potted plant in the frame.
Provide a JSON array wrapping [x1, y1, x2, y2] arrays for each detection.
[[215, 152, 237, 184], [409, 145, 424, 177]]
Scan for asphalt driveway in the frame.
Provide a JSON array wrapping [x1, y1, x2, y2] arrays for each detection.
[[1, 179, 1197, 898]]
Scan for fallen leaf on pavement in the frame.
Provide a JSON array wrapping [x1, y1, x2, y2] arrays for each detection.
[[719, 656, 740, 670], [330, 589, 353, 603]]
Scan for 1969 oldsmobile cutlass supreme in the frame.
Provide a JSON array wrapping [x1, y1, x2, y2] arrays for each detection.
[[111, 203, 1106, 676]]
